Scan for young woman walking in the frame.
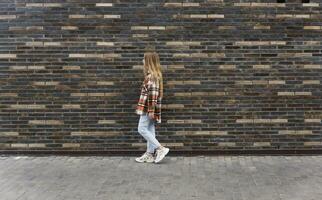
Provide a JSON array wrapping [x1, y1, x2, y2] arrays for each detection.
[[135, 51, 169, 163]]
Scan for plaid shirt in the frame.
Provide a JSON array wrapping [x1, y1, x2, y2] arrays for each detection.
[[135, 73, 162, 123]]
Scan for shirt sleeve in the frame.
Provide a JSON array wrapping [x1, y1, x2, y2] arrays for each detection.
[[147, 78, 159, 114]]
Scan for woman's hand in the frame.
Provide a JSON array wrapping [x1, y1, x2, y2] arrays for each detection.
[[148, 112, 154, 120]]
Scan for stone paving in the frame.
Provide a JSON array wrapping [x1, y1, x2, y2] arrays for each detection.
[[1, 155, 322, 200]]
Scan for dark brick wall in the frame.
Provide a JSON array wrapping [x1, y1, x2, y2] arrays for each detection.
[[0, 0, 321, 153]]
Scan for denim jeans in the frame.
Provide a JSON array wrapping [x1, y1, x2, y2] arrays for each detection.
[[137, 113, 161, 154]]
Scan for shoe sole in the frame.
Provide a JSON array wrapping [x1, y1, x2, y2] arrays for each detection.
[[154, 148, 169, 163], [135, 159, 154, 163]]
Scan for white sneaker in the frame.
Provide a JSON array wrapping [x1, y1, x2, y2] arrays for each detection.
[[154, 147, 170, 163], [135, 152, 155, 163]]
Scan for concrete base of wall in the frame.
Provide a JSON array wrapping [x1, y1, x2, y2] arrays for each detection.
[[1, 149, 322, 156]]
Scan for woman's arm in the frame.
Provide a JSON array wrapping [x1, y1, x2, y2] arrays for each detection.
[[147, 78, 159, 119]]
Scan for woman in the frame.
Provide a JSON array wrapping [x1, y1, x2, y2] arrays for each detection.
[[135, 51, 169, 163]]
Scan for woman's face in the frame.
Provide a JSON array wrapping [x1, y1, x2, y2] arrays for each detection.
[[142, 58, 145, 65]]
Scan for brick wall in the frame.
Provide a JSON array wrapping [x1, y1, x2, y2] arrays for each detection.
[[0, 0, 321, 153]]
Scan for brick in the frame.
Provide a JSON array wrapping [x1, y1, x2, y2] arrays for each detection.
[[236, 119, 253, 123], [69, 53, 120, 59], [131, 26, 148, 30], [0, 93, 17, 97], [10, 104, 46, 109], [302, 3, 319, 7], [98, 120, 116, 124], [168, 64, 184, 69], [164, 104, 184, 109], [237, 119, 288, 123], [70, 131, 119, 136], [253, 142, 271, 147], [219, 65, 236, 69], [184, 80, 200, 85], [303, 65, 321, 69], [269, 80, 285, 85], [167, 120, 185, 124], [26, 3, 63, 8], [235, 80, 252, 85], [208, 53, 225, 58], [185, 119, 202, 124], [25, 3, 42, 7], [302, 80, 320, 85], [166, 41, 201, 46], [69, 15, 86, 19], [303, 41, 320, 46], [26, 42, 43, 46], [63, 65, 80, 70], [234, 41, 286, 46], [270, 119, 288, 123], [0, 132, 19, 136], [69, 53, 86, 58], [29, 120, 64, 125], [190, 14, 207, 18], [167, 119, 202, 124], [132, 142, 184, 147], [96, 81, 114, 85], [26, 26, 43, 30], [218, 142, 235, 147], [0, 54, 16, 58], [304, 142, 322, 146], [253, 65, 271, 69], [182, 3, 200, 7], [62, 26, 78, 30], [28, 66, 46, 70], [304, 119, 321, 123], [254, 25, 270, 30], [11, 143, 28, 148], [62, 104, 81, 109], [10, 65, 27, 70], [164, 143, 184, 147], [0, 15, 16, 19], [96, 42, 114, 46], [43, 3, 62, 7], [95, 3, 113, 7], [103, 15, 121, 19], [279, 130, 313, 135], [234, 3, 285, 7], [294, 92, 312, 96], [191, 53, 208, 58], [207, 14, 225, 18], [148, 26, 166, 30], [163, 3, 182, 7], [62, 143, 80, 148], [276, 14, 309, 18], [218, 26, 236, 30], [173, 53, 190, 58], [132, 34, 149, 38], [278, 92, 294, 96], [208, 92, 226, 96], [176, 131, 227, 135], [29, 143, 46, 148], [44, 42, 61, 46], [252, 80, 267, 85], [304, 26, 321, 30], [32, 81, 59, 86]]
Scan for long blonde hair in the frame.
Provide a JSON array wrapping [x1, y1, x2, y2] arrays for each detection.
[[143, 51, 163, 99]]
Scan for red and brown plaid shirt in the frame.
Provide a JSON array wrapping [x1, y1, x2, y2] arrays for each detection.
[[135, 73, 162, 123]]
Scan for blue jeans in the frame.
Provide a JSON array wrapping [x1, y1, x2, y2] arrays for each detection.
[[137, 113, 161, 154]]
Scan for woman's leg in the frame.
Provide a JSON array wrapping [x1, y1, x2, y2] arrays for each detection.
[[146, 117, 156, 153], [138, 113, 161, 153]]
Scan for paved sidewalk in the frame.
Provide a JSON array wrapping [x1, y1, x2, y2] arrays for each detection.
[[1, 155, 322, 200]]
